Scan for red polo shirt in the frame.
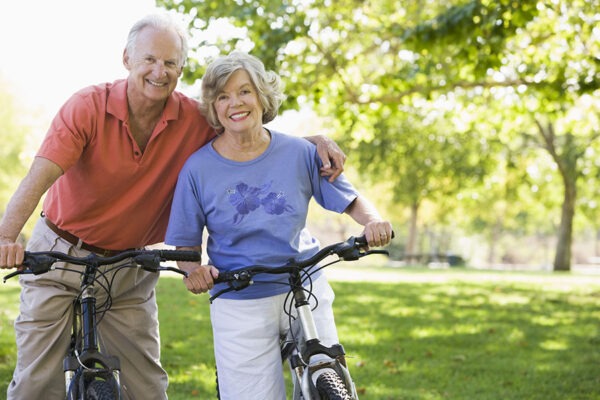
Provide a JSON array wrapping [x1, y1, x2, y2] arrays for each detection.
[[38, 79, 214, 249]]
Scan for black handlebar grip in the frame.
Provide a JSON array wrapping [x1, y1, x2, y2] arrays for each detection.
[[157, 250, 201, 262], [356, 230, 395, 245], [212, 273, 229, 284]]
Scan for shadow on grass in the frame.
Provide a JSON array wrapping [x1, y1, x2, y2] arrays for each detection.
[[157, 279, 217, 399], [157, 276, 600, 400], [332, 280, 600, 400]]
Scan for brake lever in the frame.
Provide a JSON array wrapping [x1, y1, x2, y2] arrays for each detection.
[[134, 254, 162, 272], [338, 245, 389, 261], [339, 248, 363, 261], [335, 236, 364, 261], [209, 286, 235, 303], [3, 269, 26, 282], [364, 249, 390, 256], [3, 257, 60, 283], [4, 254, 59, 282], [209, 274, 253, 303], [157, 266, 189, 277]]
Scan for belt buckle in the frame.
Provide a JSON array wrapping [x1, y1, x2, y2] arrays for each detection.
[[99, 249, 114, 257]]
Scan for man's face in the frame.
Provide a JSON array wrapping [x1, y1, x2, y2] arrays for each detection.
[[123, 26, 183, 103]]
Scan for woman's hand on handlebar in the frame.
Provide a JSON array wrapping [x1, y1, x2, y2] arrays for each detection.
[[363, 220, 394, 247], [180, 262, 219, 295], [0, 239, 24, 269]]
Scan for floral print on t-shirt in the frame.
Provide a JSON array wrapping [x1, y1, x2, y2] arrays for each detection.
[[228, 181, 294, 224]]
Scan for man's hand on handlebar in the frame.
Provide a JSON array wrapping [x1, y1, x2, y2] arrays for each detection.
[[0, 238, 24, 269], [180, 262, 219, 295]]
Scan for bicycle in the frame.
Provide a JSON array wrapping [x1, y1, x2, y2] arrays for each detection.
[[3, 249, 198, 400], [210, 234, 391, 400]]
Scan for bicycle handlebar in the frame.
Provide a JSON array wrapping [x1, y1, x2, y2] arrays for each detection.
[[2, 249, 199, 282], [210, 234, 391, 300]]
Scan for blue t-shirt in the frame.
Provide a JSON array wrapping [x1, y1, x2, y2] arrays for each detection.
[[165, 130, 358, 299]]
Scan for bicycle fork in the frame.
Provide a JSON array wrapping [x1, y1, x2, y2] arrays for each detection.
[[64, 266, 122, 399], [287, 271, 358, 399]]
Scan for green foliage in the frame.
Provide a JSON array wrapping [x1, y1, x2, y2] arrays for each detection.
[[158, 0, 310, 88], [0, 84, 30, 215], [155, 0, 600, 268], [349, 105, 495, 211], [402, 0, 540, 78]]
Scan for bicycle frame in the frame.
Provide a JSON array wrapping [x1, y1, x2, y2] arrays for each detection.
[[285, 268, 358, 400], [211, 235, 391, 399]]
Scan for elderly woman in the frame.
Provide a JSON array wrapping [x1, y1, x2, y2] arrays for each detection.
[[165, 51, 393, 399]]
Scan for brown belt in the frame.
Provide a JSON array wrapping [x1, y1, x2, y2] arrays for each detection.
[[43, 217, 126, 257]]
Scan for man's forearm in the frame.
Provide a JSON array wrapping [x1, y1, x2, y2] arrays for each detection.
[[0, 157, 62, 243], [0, 183, 45, 242]]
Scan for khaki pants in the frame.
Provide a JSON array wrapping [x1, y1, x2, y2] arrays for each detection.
[[7, 218, 168, 400]]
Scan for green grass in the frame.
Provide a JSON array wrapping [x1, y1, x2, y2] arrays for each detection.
[[1, 267, 600, 399]]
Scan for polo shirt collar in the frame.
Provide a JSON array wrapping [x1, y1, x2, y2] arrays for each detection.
[[107, 79, 181, 122]]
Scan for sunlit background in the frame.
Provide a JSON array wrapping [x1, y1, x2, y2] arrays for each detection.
[[0, 0, 314, 139], [0, 0, 162, 122]]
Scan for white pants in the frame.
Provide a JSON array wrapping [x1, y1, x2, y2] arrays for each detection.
[[211, 276, 339, 400]]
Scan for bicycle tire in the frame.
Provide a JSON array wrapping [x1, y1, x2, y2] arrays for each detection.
[[316, 370, 353, 400], [86, 380, 116, 400]]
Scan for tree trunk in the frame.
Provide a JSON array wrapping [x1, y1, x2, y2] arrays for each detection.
[[553, 179, 576, 271], [406, 202, 419, 263], [487, 218, 502, 266], [535, 121, 580, 273]]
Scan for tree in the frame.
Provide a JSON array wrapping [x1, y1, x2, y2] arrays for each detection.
[[158, 0, 600, 270], [158, 0, 502, 255]]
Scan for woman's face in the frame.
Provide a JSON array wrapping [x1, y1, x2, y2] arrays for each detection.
[[214, 69, 264, 136]]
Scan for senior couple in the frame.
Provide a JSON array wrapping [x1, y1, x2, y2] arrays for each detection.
[[0, 13, 392, 400]]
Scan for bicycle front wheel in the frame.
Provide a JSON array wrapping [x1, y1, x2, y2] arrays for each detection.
[[86, 380, 117, 400], [316, 370, 353, 400]]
